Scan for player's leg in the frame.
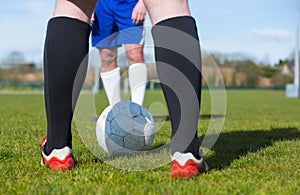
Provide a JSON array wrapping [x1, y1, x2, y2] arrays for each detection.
[[112, 0, 147, 105], [100, 47, 122, 105], [125, 44, 147, 106], [91, 0, 122, 105], [41, 0, 97, 170], [144, 0, 206, 178]]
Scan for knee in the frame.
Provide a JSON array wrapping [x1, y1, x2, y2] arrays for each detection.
[[126, 50, 144, 64], [127, 55, 144, 65]]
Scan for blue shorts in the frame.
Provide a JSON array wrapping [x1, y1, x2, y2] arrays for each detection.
[[91, 0, 144, 48]]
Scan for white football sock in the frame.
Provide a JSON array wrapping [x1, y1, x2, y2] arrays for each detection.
[[129, 63, 147, 105], [100, 67, 121, 105]]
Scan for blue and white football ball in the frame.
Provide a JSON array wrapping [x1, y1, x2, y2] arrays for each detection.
[[96, 101, 155, 155]]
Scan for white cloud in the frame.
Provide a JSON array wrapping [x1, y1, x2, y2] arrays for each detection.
[[249, 28, 293, 43], [201, 28, 294, 65], [237, 28, 294, 63]]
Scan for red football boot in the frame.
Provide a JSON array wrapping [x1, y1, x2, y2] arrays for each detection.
[[171, 150, 209, 179], [40, 136, 74, 171]]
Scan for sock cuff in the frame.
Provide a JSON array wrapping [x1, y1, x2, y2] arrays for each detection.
[[155, 16, 195, 25], [129, 63, 146, 70], [151, 15, 201, 72], [100, 67, 120, 79], [48, 16, 92, 31], [45, 17, 92, 52], [152, 16, 197, 35]]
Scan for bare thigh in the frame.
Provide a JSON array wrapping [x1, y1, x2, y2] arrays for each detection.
[[143, 0, 190, 25], [53, 0, 97, 23]]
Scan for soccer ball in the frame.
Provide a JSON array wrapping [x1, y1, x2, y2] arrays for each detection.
[[96, 101, 155, 155]]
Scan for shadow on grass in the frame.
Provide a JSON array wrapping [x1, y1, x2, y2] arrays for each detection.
[[85, 126, 300, 171], [152, 114, 225, 121], [201, 127, 300, 170], [200, 114, 225, 120]]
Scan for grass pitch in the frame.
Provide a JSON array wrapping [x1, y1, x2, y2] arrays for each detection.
[[0, 89, 299, 194]]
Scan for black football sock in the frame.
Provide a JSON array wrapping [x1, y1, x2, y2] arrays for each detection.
[[151, 16, 202, 158], [43, 17, 91, 154]]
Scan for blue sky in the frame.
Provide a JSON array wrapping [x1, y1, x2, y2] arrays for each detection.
[[0, 0, 297, 65]]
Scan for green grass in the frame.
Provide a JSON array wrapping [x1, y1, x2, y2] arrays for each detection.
[[0, 89, 299, 194]]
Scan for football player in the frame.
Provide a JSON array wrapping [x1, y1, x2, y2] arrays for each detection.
[[40, 0, 208, 179]]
